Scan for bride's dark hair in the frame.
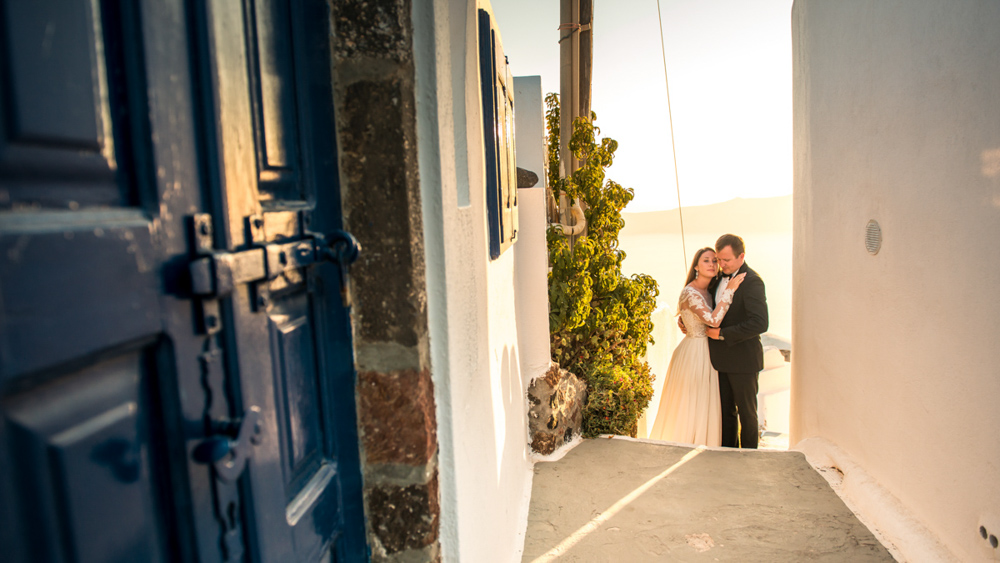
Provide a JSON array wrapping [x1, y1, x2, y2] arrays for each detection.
[[685, 247, 718, 285]]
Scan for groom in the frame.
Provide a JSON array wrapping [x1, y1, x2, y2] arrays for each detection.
[[706, 234, 768, 449]]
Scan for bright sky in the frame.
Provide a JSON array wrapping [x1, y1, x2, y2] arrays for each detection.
[[491, 0, 793, 212]]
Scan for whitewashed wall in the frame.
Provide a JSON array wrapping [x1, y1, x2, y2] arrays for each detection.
[[513, 76, 552, 384], [791, 1, 1000, 561], [413, 1, 547, 560]]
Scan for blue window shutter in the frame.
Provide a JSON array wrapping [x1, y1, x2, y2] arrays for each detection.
[[478, 9, 518, 260]]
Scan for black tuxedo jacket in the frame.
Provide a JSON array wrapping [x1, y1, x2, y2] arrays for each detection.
[[708, 262, 768, 373]]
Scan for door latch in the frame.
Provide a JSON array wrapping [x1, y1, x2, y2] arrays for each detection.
[[192, 406, 262, 482], [187, 213, 362, 333], [314, 229, 361, 307]]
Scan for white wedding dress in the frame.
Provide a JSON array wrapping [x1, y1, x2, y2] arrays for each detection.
[[648, 285, 734, 447]]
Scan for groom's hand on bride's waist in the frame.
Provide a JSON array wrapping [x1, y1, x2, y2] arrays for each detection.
[[677, 318, 687, 335]]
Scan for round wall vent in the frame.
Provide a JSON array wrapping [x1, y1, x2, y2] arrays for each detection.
[[865, 220, 882, 255]]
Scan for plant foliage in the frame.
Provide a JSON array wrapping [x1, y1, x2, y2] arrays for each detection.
[[545, 93, 659, 438]]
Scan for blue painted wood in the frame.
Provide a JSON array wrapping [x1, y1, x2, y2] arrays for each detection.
[[0, 213, 160, 380], [293, 0, 367, 554], [1, 0, 365, 561], [251, 0, 302, 181], [478, 9, 519, 260], [4, 353, 167, 563], [195, 0, 367, 560], [0, 0, 128, 209], [0, 1, 185, 561], [272, 303, 323, 477], [479, 10, 503, 259]]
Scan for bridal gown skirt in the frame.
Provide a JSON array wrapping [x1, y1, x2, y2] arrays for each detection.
[[648, 335, 722, 447]]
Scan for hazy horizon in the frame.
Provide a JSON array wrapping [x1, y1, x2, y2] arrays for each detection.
[[491, 0, 794, 212], [619, 194, 793, 340], [622, 194, 792, 235]]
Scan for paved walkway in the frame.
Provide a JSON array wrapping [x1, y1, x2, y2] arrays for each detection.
[[522, 437, 894, 562]]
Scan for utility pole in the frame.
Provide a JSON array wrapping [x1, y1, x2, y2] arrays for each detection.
[[557, 0, 593, 241]]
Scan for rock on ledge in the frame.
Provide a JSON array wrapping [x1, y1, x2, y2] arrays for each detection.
[[527, 364, 587, 455]]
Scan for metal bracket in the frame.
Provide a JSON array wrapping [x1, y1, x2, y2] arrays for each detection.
[[192, 406, 262, 483], [189, 214, 222, 334]]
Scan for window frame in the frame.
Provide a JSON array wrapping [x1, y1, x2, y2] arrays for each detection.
[[478, 9, 518, 260]]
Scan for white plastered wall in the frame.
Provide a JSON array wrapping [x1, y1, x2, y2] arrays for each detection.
[[413, 1, 546, 561], [791, 1, 1000, 561], [513, 76, 553, 383]]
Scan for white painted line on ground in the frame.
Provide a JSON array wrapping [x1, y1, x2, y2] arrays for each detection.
[[530, 445, 706, 562]]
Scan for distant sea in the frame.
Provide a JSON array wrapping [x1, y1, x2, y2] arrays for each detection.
[[619, 231, 791, 339], [619, 195, 793, 440], [619, 195, 792, 339]]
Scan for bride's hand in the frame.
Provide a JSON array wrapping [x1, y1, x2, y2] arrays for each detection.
[[726, 272, 747, 291]]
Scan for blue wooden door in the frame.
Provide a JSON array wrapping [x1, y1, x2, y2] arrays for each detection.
[[0, 1, 366, 562], [194, 0, 367, 561]]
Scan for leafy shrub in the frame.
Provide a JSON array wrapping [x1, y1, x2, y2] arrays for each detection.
[[545, 93, 659, 438]]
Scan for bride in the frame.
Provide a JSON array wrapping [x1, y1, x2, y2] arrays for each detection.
[[649, 247, 745, 446]]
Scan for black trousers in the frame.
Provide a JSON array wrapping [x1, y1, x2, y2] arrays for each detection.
[[718, 371, 759, 449]]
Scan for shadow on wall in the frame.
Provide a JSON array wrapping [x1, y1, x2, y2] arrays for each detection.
[[460, 343, 532, 554], [493, 345, 529, 485]]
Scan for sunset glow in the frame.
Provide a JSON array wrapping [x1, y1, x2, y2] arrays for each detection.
[[491, 0, 793, 212]]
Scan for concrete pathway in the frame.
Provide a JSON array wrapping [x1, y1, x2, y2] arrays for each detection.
[[522, 438, 894, 562]]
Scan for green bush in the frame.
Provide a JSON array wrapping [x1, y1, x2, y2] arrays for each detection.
[[545, 93, 659, 438]]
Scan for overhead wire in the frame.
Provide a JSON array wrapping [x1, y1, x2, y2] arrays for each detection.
[[655, 0, 688, 269]]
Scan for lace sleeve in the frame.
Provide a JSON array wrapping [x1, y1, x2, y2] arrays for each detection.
[[679, 286, 734, 327]]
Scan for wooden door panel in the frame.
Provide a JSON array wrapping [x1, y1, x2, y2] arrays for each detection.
[[201, 0, 353, 559], [1, 0, 364, 560], [269, 295, 324, 479], [234, 223, 342, 561], [0, 214, 159, 380], [2, 350, 170, 563], [0, 2, 219, 562], [266, 288, 341, 558], [4, 0, 109, 147], [250, 0, 302, 192], [0, 0, 158, 380], [0, 0, 132, 208]]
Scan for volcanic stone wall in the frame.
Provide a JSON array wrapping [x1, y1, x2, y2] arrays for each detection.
[[328, 1, 440, 560]]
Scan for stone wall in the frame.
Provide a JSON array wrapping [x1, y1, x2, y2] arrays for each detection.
[[328, 0, 440, 560]]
